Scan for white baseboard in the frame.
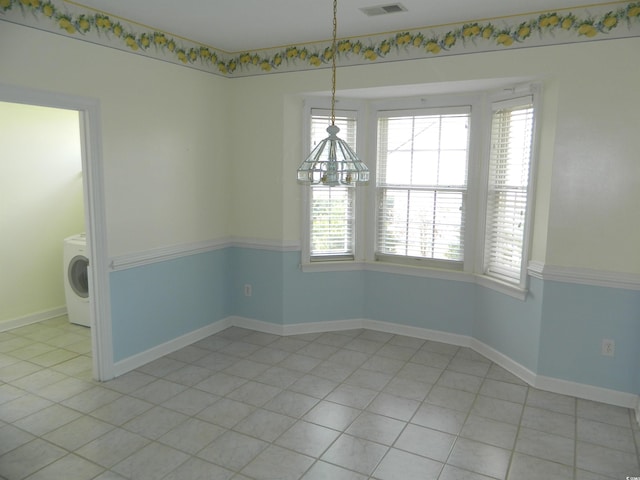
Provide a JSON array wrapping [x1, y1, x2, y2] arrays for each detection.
[[0, 306, 67, 332], [112, 314, 639, 411], [471, 338, 538, 387], [232, 316, 639, 410], [534, 374, 638, 409], [366, 319, 472, 348], [112, 318, 233, 377], [231, 316, 369, 337]]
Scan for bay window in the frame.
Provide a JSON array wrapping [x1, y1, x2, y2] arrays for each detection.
[[302, 85, 538, 294]]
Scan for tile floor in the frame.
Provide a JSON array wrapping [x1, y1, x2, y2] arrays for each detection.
[[0, 316, 639, 479]]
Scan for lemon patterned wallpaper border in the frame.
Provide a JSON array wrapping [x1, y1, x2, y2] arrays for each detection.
[[2, 0, 639, 77]]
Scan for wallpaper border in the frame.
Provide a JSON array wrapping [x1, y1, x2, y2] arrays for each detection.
[[1, 0, 639, 77]]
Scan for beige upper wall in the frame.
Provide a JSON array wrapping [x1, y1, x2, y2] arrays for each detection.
[[0, 22, 231, 257], [544, 39, 640, 272], [2, 21, 638, 274]]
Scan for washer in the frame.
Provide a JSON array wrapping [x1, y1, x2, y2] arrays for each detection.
[[63, 233, 90, 327]]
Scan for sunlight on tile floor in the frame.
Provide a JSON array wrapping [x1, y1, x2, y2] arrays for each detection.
[[0, 317, 638, 479]]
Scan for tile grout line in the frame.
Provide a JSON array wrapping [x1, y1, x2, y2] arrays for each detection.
[[438, 350, 496, 480], [573, 396, 578, 480], [506, 381, 531, 480]]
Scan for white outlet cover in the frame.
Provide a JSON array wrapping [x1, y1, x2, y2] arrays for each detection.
[[601, 339, 615, 356]]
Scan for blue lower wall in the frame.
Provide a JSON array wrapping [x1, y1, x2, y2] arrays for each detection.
[[109, 249, 230, 362], [109, 246, 640, 395], [538, 280, 640, 393], [228, 247, 284, 325], [228, 249, 366, 325], [282, 252, 365, 324], [474, 277, 543, 373], [365, 271, 474, 336]]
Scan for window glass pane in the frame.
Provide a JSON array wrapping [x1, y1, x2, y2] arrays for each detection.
[[439, 115, 470, 150], [410, 151, 439, 186], [378, 189, 464, 260], [311, 186, 353, 256], [385, 151, 413, 184], [413, 117, 444, 149], [437, 150, 467, 185]]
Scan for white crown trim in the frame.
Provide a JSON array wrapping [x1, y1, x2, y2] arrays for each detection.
[[230, 237, 301, 252], [109, 237, 301, 271], [109, 238, 233, 271], [528, 261, 640, 291]]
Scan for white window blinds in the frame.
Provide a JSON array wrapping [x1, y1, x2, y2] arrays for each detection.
[[376, 108, 470, 265], [310, 110, 357, 260], [484, 97, 534, 284]]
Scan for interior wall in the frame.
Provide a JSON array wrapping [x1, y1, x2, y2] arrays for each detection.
[[544, 41, 640, 273], [0, 22, 232, 257], [0, 101, 84, 324]]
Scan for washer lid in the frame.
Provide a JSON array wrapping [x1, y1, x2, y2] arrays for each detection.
[[64, 233, 87, 246]]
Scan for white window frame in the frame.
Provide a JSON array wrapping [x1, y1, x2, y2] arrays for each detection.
[[476, 85, 541, 294], [300, 98, 367, 268], [370, 94, 483, 273]]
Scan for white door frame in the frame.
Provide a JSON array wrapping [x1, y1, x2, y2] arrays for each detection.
[[0, 83, 114, 380]]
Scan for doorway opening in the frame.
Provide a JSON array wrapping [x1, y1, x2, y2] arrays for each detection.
[[0, 84, 113, 380]]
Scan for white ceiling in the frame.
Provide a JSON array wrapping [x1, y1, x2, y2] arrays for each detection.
[[75, 0, 598, 52]]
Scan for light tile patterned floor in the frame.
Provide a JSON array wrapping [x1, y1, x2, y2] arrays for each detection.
[[1, 317, 639, 479]]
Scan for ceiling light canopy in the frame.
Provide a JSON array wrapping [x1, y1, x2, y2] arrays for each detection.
[[296, 0, 370, 187]]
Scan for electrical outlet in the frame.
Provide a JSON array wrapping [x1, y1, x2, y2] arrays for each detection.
[[601, 339, 615, 357], [244, 284, 252, 297]]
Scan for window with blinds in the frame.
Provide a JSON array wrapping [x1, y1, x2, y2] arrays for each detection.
[[376, 107, 471, 266], [484, 97, 535, 285], [310, 110, 357, 260]]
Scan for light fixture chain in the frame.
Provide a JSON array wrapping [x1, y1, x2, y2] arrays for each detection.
[[331, 0, 337, 126], [296, 0, 369, 186]]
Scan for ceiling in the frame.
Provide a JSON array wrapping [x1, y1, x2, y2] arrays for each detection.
[[75, 0, 600, 52]]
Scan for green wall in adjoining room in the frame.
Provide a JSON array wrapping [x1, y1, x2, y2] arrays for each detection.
[[0, 102, 84, 324]]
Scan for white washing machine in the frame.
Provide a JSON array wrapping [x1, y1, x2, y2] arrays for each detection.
[[63, 233, 91, 327]]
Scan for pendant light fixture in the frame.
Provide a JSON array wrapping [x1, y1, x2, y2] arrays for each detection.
[[296, 0, 370, 187]]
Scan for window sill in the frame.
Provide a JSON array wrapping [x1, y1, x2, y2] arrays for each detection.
[[300, 261, 366, 273], [475, 274, 528, 300], [300, 258, 471, 282], [365, 260, 472, 283]]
